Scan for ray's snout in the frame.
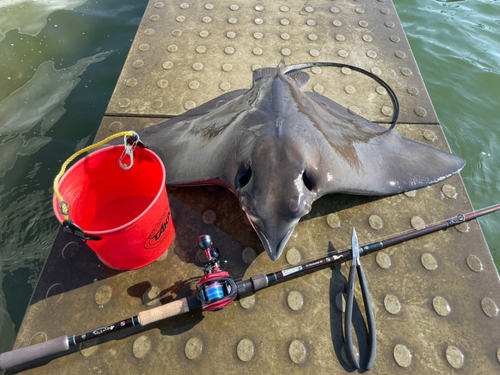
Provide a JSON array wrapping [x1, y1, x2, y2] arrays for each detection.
[[237, 156, 316, 261], [245, 214, 296, 261]]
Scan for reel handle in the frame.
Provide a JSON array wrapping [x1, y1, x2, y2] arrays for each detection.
[[197, 234, 220, 262], [197, 234, 212, 250]]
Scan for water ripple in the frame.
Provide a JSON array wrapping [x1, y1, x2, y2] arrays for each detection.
[[396, 0, 500, 269]]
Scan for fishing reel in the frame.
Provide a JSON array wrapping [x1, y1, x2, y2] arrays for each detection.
[[196, 235, 237, 311]]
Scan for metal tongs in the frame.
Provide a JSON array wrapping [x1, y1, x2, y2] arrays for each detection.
[[345, 227, 377, 370]]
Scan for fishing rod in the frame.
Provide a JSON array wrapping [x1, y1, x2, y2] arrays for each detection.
[[1, 203, 499, 370]]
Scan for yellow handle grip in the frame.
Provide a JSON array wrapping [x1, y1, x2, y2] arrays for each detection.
[[53, 131, 136, 221]]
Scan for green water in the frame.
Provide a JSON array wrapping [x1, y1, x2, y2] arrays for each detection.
[[0, 0, 498, 356], [0, 0, 149, 354], [394, 0, 500, 268]]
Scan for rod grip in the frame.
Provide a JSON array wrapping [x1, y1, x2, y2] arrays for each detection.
[[0, 335, 69, 370], [138, 298, 190, 326], [250, 274, 268, 291]]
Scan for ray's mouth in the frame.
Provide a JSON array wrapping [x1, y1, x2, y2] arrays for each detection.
[[247, 216, 294, 261], [273, 228, 295, 260]]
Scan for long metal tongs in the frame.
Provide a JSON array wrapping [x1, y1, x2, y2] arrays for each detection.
[[345, 227, 377, 370]]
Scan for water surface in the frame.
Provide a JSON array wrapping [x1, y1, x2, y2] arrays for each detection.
[[0, 0, 149, 354], [395, 0, 500, 267]]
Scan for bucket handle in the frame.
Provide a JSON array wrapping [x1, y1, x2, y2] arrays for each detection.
[[62, 219, 102, 242], [54, 131, 146, 242]]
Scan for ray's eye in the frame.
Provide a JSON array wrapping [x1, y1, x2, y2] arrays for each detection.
[[236, 164, 252, 188], [302, 170, 314, 191]]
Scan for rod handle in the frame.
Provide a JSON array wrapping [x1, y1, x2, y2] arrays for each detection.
[[138, 298, 191, 326], [0, 335, 69, 370]]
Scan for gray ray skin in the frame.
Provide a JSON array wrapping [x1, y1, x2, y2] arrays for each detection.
[[135, 60, 465, 261]]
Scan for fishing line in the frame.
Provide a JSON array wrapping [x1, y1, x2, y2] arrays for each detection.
[[2, 204, 499, 370], [238, 202, 500, 281]]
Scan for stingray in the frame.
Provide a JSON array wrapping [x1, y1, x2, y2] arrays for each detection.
[[133, 60, 465, 261]]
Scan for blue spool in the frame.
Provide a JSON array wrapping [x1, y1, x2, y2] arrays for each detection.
[[204, 283, 224, 301]]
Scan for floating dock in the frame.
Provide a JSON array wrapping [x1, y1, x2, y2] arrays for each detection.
[[8, 0, 500, 373]]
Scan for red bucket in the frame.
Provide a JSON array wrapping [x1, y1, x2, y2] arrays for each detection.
[[53, 145, 174, 270]]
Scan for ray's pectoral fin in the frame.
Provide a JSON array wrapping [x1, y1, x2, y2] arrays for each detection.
[[322, 128, 465, 196], [288, 71, 311, 89], [159, 89, 248, 121], [132, 89, 251, 186], [305, 91, 465, 196]]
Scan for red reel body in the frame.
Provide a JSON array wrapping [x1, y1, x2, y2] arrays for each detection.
[[196, 235, 237, 311], [196, 271, 236, 311]]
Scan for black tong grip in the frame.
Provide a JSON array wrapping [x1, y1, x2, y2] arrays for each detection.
[[345, 263, 377, 371]]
